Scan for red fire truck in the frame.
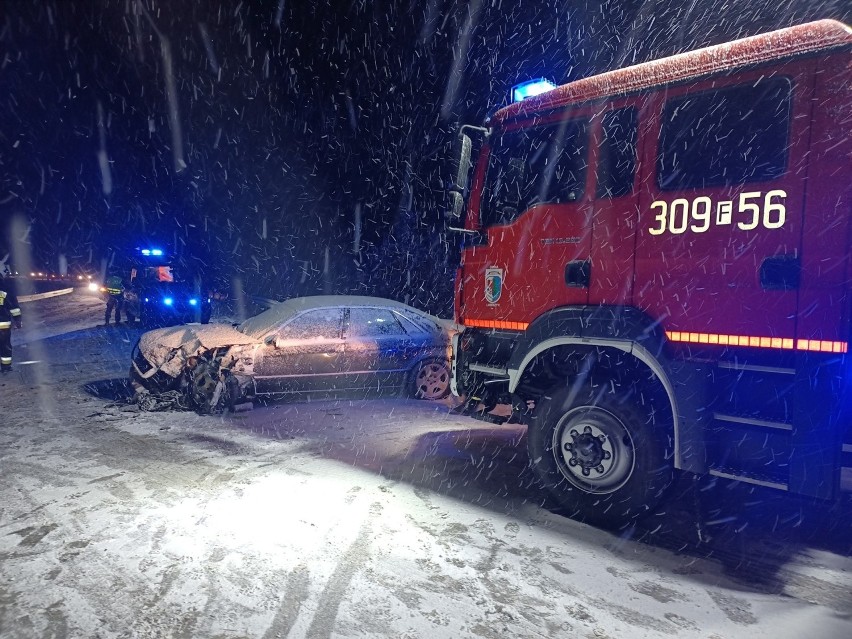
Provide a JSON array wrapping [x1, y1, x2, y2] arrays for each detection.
[[448, 20, 852, 528]]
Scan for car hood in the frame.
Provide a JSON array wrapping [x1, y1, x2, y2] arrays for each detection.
[[138, 323, 260, 377]]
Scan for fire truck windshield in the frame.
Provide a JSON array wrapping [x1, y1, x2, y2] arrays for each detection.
[[480, 119, 589, 228]]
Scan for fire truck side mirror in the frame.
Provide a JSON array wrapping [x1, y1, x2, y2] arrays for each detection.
[[447, 126, 488, 220], [447, 136, 472, 220], [449, 191, 465, 219]]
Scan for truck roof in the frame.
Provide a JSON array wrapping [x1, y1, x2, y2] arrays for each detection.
[[491, 19, 851, 126]]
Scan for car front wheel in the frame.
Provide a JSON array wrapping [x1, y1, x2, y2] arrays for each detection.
[[410, 359, 451, 400]]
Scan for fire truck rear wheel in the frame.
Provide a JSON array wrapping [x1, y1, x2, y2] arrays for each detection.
[[528, 380, 673, 530]]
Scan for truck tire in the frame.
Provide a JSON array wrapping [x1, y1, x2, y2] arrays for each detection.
[[527, 379, 673, 530]]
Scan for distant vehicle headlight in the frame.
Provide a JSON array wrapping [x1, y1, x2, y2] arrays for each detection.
[[163, 297, 174, 306], [88, 282, 99, 291]]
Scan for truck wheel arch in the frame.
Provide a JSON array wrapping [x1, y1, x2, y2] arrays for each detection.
[[505, 307, 685, 471]]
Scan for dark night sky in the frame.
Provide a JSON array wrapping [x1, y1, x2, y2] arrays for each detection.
[[1, 0, 850, 312]]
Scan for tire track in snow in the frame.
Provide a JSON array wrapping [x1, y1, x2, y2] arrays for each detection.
[[304, 501, 382, 639], [259, 501, 382, 639], [261, 564, 310, 639]]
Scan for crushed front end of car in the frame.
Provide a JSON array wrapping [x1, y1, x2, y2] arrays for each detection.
[[129, 324, 259, 413]]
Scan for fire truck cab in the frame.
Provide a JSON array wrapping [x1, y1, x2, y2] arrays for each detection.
[[448, 20, 852, 528]]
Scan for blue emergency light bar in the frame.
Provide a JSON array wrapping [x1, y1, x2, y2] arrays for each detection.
[[511, 78, 557, 102], [140, 248, 164, 257]]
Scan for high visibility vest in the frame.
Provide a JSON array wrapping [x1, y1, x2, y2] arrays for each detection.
[[105, 276, 124, 296], [0, 288, 21, 328]]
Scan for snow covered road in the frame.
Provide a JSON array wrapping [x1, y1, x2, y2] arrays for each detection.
[[1, 289, 851, 638]]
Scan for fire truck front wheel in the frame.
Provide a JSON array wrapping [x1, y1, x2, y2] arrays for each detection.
[[528, 380, 673, 530]]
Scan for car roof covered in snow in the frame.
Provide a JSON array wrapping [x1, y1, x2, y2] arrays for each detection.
[[491, 19, 852, 127], [238, 295, 450, 338]]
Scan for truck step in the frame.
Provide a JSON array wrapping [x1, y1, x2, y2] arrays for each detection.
[[708, 466, 788, 491], [450, 401, 509, 425], [842, 468, 852, 493], [713, 412, 792, 431], [716, 360, 795, 375]]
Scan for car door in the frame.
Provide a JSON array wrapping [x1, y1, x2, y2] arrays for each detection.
[[342, 307, 418, 391], [253, 307, 345, 394]]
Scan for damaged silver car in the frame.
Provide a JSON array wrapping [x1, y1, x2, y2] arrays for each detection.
[[130, 295, 457, 412]]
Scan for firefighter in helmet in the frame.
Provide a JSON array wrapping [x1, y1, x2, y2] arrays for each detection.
[[0, 271, 23, 372], [103, 273, 125, 325]]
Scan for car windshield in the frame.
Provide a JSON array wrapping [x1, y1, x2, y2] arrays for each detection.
[[236, 303, 301, 338]]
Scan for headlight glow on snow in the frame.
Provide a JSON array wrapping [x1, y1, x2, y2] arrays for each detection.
[[511, 78, 557, 102]]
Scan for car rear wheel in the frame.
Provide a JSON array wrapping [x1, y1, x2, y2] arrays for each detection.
[[410, 359, 451, 400]]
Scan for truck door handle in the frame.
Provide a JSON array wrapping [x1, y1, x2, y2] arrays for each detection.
[[565, 260, 591, 288], [760, 255, 800, 290]]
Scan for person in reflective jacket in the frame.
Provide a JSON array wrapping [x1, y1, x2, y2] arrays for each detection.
[[0, 277, 22, 372], [103, 274, 125, 325]]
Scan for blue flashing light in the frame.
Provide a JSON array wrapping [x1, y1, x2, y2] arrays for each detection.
[[189, 298, 198, 306], [151, 249, 163, 256], [511, 78, 557, 103], [139, 248, 164, 257], [163, 297, 174, 306], [140, 249, 151, 256], [144, 297, 149, 303]]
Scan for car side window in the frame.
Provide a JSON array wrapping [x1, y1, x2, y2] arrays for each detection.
[[348, 308, 406, 337], [394, 309, 433, 334], [277, 308, 343, 340]]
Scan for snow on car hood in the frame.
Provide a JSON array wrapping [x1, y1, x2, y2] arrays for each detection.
[[138, 323, 260, 377]]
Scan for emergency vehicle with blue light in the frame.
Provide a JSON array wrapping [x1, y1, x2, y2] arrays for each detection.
[[447, 20, 852, 528], [92, 248, 212, 327]]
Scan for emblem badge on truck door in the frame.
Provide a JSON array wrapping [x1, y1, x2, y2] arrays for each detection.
[[485, 267, 503, 304]]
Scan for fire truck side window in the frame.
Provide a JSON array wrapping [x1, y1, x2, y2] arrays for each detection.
[[595, 107, 638, 198], [657, 77, 791, 190], [481, 119, 589, 228]]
